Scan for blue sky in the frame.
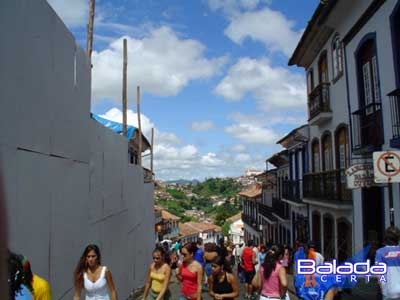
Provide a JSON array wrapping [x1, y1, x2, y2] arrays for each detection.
[[47, 0, 320, 181]]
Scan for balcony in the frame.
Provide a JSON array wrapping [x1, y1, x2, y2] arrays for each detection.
[[388, 89, 400, 148], [282, 179, 302, 203], [258, 203, 277, 223], [308, 83, 332, 126], [143, 167, 154, 183], [272, 197, 289, 219], [303, 170, 351, 202], [351, 102, 383, 154], [241, 213, 259, 231]]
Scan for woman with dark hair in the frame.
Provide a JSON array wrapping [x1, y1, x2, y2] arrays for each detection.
[[203, 243, 219, 286], [142, 247, 171, 300], [8, 251, 33, 300], [73, 244, 117, 300], [208, 256, 239, 300], [253, 244, 288, 300], [176, 242, 203, 300]]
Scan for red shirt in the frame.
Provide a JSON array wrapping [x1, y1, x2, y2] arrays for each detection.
[[180, 263, 198, 298], [242, 247, 255, 271]]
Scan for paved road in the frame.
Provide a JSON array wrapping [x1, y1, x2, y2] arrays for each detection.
[[128, 271, 380, 299], [167, 276, 298, 300]]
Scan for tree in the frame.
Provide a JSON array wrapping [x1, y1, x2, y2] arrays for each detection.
[[221, 221, 231, 237]]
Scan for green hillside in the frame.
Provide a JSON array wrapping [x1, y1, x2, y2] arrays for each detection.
[[155, 177, 241, 226]]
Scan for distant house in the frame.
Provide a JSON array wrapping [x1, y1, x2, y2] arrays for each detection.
[[161, 210, 180, 241], [179, 222, 222, 244], [239, 184, 263, 244], [227, 213, 244, 245]]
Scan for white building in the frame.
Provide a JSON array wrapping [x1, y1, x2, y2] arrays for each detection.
[[288, 0, 400, 259], [227, 213, 244, 245]]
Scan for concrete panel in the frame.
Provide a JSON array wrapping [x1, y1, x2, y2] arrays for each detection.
[[124, 165, 142, 230], [49, 12, 90, 162], [75, 46, 92, 111], [12, 150, 52, 277], [16, 0, 55, 153], [0, 1, 22, 147], [99, 211, 130, 297], [103, 130, 127, 215], [0, 146, 18, 240], [49, 157, 89, 299], [89, 151, 105, 222]]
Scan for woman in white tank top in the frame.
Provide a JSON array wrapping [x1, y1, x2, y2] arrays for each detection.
[[73, 244, 118, 300]]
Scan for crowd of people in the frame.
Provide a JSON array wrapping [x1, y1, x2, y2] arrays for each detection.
[[5, 225, 400, 299], [145, 238, 292, 300]]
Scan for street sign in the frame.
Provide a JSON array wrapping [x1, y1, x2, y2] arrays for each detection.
[[373, 151, 400, 183], [345, 163, 374, 189]]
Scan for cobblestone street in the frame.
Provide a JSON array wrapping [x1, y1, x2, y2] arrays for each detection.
[[129, 268, 299, 300]]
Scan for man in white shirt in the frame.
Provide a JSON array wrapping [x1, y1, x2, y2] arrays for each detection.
[[308, 241, 324, 266]]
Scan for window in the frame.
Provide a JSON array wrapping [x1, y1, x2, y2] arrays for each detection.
[[332, 35, 343, 79], [322, 133, 333, 171], [335, 126, 349, 172], [391, 3, 400, 86], [357, 38, 381, 114], [307, 69, 314, 94], [318, 52, 329, 84], [312, 139, 320, 173]]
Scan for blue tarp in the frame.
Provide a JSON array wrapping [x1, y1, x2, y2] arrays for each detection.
[[91, 114, 137, 140]]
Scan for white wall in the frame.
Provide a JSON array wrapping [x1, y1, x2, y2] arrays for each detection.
[[0, 0, 154, 298]]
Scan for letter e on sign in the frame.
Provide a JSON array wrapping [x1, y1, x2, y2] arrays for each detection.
[[373, 151, 400, 183]]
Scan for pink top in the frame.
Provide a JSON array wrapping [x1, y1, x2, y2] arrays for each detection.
[[261, 263, 281, 298], [281, 249, 289, 267], [180, 263, 198, 298]]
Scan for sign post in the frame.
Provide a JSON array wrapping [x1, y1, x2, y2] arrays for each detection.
[[373, 151, 400, 225]]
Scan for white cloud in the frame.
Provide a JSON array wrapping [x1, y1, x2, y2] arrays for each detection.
[[225, 122, 278, 145], [200, 153, 224, 167], [215, 57, 306, 112], [234, 153, 251, 163], [99, 107, 154, 138], [208, 0, 271, 17], [224, 8, 302, 57], [91, 26, 228, 102], [232, 144, 246, 152], [191, 121, 215, 131], [47, 0, 88, 27]]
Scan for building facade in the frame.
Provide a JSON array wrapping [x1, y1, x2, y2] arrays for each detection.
[[287, 0, 400, 259]]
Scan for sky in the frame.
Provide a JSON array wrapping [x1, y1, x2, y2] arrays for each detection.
[[47, 0, 320, 181]]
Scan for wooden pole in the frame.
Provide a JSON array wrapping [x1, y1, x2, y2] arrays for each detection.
[[86, 0, 95, 61], [137, 86, 142, 166], [151, 127, 154, 174], [122, 39, 127, 137]]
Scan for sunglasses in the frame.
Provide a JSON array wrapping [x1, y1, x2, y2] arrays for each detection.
[[153, 256, 161, 260]]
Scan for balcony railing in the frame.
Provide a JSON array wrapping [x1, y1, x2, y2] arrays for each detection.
[[272, 197, 289, 219], [143, 167, 154, 183], [282, 179, 302, 203], [303, 170, 351, 202], [388, 89, 400, 148], [241, 213, 258, 231], [351, 102, 383, 153], [308, 83, 331, 124]]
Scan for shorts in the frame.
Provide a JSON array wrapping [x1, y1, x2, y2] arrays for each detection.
[[244, 270, 255, 284], [149, 289, 171, 300]]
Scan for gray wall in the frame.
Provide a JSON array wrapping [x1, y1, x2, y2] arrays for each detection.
[[0, 0, 154, 298]]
